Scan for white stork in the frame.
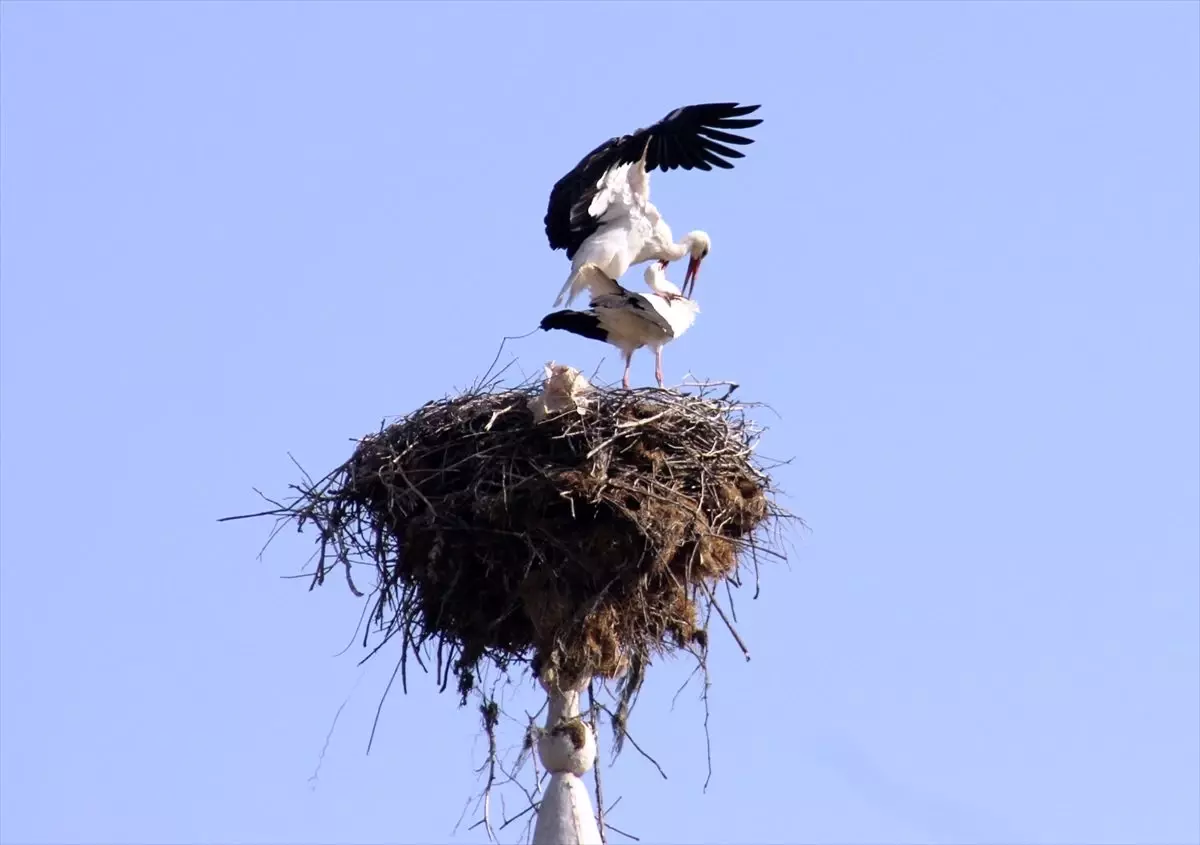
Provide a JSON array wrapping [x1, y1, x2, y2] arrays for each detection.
[[539, 263, 700, 390], [544, 102, 762, 307]]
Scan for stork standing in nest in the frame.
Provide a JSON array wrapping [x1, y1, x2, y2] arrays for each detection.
[[539, 263, 699, 390], [544, 102, 763, 307]]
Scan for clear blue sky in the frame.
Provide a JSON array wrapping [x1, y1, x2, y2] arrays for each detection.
[[2, 1, 1197, 843]]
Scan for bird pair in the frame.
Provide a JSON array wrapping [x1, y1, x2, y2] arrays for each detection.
[[536, 102, 763, 390]]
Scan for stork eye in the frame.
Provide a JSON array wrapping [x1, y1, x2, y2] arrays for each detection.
[[701, 248, 709, 258]]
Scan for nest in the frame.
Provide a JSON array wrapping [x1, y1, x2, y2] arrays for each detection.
[[237, 373, 789, 712]]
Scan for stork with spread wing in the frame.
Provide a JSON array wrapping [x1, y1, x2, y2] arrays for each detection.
[[544, 103, 762, 307]]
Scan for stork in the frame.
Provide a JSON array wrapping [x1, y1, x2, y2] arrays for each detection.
[[544, 102, 762, 307], [539, 263, 700, 390]]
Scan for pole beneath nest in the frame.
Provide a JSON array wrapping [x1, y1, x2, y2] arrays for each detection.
[[532, 677, 602, 845]]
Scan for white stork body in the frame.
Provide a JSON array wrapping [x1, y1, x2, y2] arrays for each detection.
[[558, 201, 708, 308], [563, 215, 654, 295], [540, 264, 700, 390], [544, 103, 762, 306]]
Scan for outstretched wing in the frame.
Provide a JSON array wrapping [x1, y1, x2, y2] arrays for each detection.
[[544, 103, 763, 259]]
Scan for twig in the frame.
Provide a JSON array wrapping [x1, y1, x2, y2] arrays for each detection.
[[461, 697, 502, 842], [307, 691, 351, 791], [479, 327, 540, 387], [614, 408, 673, 430], [484, 404, 516, 432], [479, 699, 501, 842], [701, 581, 751, 662], [588, 681, 607, 844], [597, 704, 667, 780], [498, 800, 538, 831], [365, 656, 402, 755], [215, 507, 286, 522], [701, 658, 715, 793], [671, 662, 703, 711], [605, 822, 641, 842]]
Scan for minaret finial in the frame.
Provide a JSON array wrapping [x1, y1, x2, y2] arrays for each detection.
[[532, 675, 602, 845]]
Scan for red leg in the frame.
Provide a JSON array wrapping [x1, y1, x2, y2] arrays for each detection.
[[654, 347, 665, 388], [623, 352, 633, 390]]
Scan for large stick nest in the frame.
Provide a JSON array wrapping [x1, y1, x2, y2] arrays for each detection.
[[238, 375, 790, 708]]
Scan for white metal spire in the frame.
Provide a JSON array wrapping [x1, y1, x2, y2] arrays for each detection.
[[531, 677, 603, 845]]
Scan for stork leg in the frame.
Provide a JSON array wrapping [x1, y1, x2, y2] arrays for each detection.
[[622, 351, 633, 390], [654, 347, 665, 389]]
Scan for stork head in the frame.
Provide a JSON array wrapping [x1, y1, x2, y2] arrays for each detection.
[[682, 230, 711, 298]]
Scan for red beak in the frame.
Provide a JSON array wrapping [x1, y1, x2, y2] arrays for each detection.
[[683, 255, 701, 298]]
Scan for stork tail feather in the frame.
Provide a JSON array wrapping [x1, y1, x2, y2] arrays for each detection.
[[539, 310, 609, 343]]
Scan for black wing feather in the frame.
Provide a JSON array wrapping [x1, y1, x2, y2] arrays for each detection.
[[544, 102, 763, 259], [539, 310, 609, 343]]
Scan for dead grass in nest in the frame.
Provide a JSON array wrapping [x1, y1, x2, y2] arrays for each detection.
[[224, 375, 792, 719]]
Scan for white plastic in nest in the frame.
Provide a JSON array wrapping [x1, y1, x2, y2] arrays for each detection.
[[529, 361, 594, 423]]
